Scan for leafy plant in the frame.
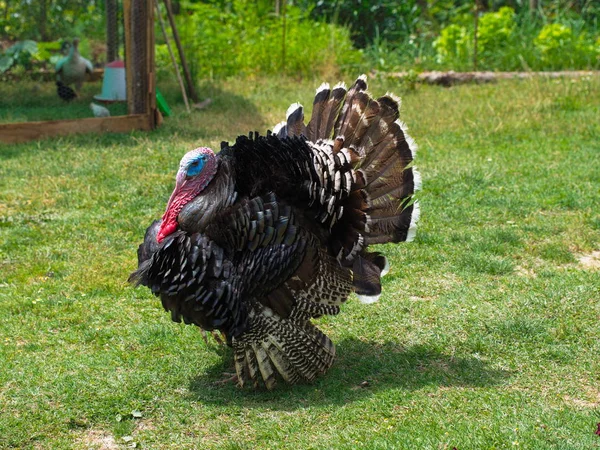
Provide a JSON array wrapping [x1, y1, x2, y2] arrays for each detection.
[[477, 7, 516, 61], [534, 23, 599, 69], [158, 0, 361, 81], [0, 40, 38, 73], [432, 23, 471, 68], [431, 6, 599, 71], [1, 0, 105, 41], [306, 0, 422, 49]]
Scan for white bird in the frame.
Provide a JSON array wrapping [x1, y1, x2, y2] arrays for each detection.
[[90, 103, 110, 117]]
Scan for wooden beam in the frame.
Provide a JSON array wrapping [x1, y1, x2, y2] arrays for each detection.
[[163, 0, 199, 103], [146, 0, 158, 129], [0, 115, 154, 144], [155, 0, 190, 113]]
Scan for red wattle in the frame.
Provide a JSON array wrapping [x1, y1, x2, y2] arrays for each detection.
[[157, 220, 178, 243]]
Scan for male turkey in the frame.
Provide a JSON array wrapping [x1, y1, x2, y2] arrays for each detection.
[[130, 75, 421, 389], [55, 38, 93, 95]]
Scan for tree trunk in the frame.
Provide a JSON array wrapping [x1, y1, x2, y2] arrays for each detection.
[[281, 0, 286, 71], [473, 0, 479, 71], [529, 0, 538, 14], [39, 0, 49, 41]]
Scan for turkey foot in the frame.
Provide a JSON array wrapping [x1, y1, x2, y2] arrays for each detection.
[[200, 329, 225, 346], [213, 372, 238, 386]]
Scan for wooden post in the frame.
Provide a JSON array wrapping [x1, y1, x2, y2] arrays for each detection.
[[124, 0, 156, 127], [163, 0, 200, 103], [124, 0, 149, 116], [106, 0, 119, 62]]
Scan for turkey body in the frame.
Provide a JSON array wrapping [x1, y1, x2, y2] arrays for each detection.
[[130, 76, 421, 389]]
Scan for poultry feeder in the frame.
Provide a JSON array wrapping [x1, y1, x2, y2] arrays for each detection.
[[94, 60, 126, 102]]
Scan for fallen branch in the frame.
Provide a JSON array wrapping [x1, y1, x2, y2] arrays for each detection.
[[386, 70, 600, 87]]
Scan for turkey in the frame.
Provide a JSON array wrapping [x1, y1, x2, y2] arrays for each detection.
[[130, 75, 421, 389], [55, 38, 93, 95]]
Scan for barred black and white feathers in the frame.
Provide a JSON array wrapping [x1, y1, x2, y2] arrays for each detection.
[[130, 75, 420, 389]]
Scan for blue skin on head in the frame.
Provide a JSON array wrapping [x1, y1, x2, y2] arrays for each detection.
[[186, 155, 205, 177]]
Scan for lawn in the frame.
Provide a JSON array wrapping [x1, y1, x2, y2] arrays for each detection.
[[1, 74, 599, 449]]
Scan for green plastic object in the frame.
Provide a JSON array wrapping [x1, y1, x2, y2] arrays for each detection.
[[156, 89, 171, 117]]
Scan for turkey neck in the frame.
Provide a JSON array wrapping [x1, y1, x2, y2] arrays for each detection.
[[177, 158, 237, 233]]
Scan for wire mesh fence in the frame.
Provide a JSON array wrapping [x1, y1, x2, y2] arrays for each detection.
[[0, 0, 145, 126]]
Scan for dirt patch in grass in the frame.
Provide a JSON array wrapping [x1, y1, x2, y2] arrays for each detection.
[[564, 394, 600, 409], [515, 265, 537, 278], [76, 429, 118, 450], [578, 251, 600, 270]]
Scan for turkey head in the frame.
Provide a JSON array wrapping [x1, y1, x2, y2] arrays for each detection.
[[157, 147, 218, 242]]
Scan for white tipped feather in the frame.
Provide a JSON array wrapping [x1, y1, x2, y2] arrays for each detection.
[[412, 167, 422, 192], [406, 134, 418, 158], [333, 81, 347, 90], [406, 201, 420, 242], [357, 293, 380, 304], [385, 92, 402, 109], [272, 121, 286, 135], [286, 102, 303, 120], [380, 256, 390, 277], [396, 119, 418, 158], [316, 82, 330, 93]]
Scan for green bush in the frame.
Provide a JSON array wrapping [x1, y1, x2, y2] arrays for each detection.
[[433, 23, 471, 68], [477, 7, 516, 63], [156, 0, 361, 81], [432, 6, 599, 71], [534, 23, 599, 69], [0, 40, 38, 73], [433, 7, 518, 70]]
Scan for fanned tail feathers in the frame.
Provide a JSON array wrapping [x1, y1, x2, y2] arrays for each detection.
[[274, 75, 420, 300]]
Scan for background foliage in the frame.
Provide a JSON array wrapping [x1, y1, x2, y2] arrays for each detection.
[[0, 0, 599, 80]]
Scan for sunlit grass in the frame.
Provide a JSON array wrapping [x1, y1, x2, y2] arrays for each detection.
[[1, 74, 599, 449]]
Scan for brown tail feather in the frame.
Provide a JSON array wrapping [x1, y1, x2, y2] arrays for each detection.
[[306, 83, 331, 141], [321, 83, 347, 140], [333, 75, 368, 139]]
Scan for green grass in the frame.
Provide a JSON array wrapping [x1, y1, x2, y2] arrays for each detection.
[[1, 74, 599, 449], [0, 80, 128, 123]]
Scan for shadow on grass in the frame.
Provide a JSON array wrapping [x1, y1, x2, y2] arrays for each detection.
[[187, 337, 509, 409], [150, 80, 265, 141]]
